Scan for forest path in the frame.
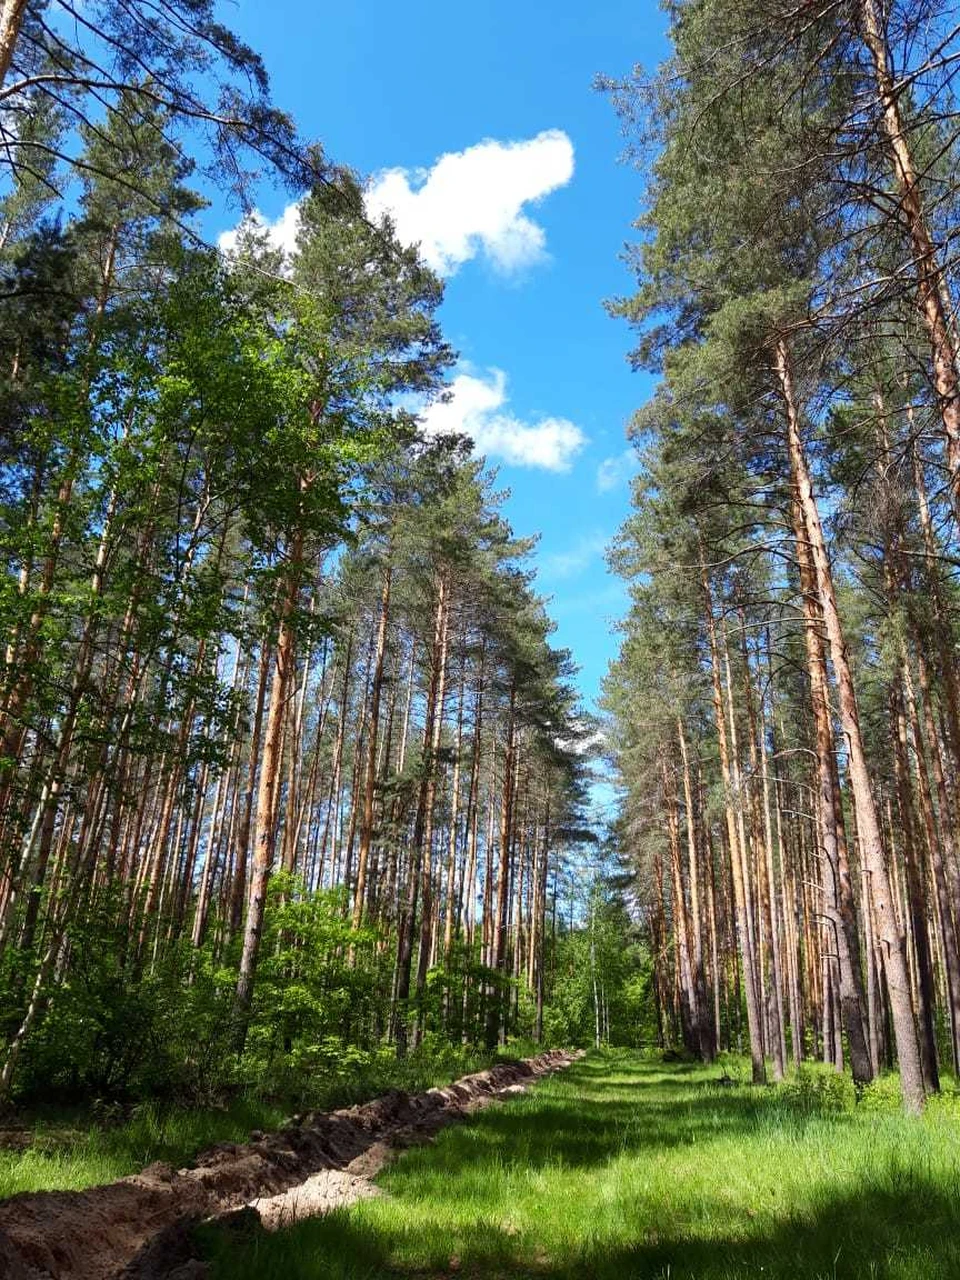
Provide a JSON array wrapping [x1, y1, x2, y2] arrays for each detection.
[[201, 1050, 960, 1280]]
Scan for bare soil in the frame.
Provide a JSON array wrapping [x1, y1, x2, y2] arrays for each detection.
[[0, 1049, 581, 1280]]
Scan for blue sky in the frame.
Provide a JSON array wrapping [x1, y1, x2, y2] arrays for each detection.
[[212, 0, 668, 718]]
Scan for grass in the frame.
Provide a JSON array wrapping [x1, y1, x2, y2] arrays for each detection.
[[0, 1040, 536, 1200], [0, 1096, 288, 1198], [201, 1049, 960, 1280]]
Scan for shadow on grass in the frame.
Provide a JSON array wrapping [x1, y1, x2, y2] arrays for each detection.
[[202, 1179, 960, 1280], [201, 1055, 959, 1280], [380, 1055, 853, 1180]]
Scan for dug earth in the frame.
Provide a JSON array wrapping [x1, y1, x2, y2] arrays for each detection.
[[0, 1049, 581, 1280]]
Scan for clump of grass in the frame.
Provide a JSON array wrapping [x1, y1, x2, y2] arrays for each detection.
[[0, 1095, 287, 1198], [202, 1049, 960, 1280]]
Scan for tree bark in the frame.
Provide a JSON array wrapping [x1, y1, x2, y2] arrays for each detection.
[[700, 555, 766, 1082], [486, 678, 516, 1050], [353, 563, 391, 930], [0, 0, 27, 90], [776, 337, 923, 1110], [859, 0, 960, 524], [235, 531, 303, 1029]]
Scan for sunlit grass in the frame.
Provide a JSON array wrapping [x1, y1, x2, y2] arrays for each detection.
[[202, 1050, 960, 1280], [0, 1096, 287, 1198], [0, 1041, 536, 1200]]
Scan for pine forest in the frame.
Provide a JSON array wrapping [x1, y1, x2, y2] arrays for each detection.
[[3, 2, 960, 1278]]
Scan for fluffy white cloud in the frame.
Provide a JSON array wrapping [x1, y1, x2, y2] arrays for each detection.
[[596, 448, 638, 493], [218, 129, 574, 278], [420, 369, 586, 471], [217, 201, 301, 259], [366, 129, 574, 275]]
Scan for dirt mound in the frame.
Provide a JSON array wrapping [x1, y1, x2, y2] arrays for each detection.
[[251, 1168, 382, 1231], [0, 1048, 581, 1280]]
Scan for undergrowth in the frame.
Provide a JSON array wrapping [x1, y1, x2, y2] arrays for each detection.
[[0, 1038, 537, 1199]]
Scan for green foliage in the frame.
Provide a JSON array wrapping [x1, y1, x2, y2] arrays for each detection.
[[240, 876, 382, 1099], [6, 878, 381, 1109], [779, 1063, 856, 1114], [9, 897, 237, 1105], [0, 0, 591, 1132], [544, 881, 648, 1048]]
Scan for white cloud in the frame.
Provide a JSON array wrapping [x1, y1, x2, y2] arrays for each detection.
[[596, 449, 639, 493], [218, 129, 574, 278], [420, 369, 586, 471], [365, 130, 574, 275], [217, 202, 301, 259]]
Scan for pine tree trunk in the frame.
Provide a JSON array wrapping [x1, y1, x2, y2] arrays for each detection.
[[913, 648, 960, 1072], [228, 639, 271, 938], [740, 622, 786, 1080], [911, 435, 960, 778], [859, 0, 960, 523], [486, 679, 516, 1050], [235, 531, 303, 1029], [891, 681, 940, 1093], [678, 722, 714, 1059], [394, 579, 447, 1055], [0, 0, 27, 88], [791, 488, 874, 1086], [413, 571, 450, 1043], [665, 755, 697, 1053], [776, 338, 924, 1111], [353, 564, 391, 929], [701, 557, 766, 1082], [442, 659, 465, 963]]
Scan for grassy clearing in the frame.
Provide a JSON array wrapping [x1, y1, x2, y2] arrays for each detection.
[[202, 1049, 960, 1280], [0, 1041, 535, 1200]]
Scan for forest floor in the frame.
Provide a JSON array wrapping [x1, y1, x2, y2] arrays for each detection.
[[0, 1049, 577, 1278], [200, 1049, 960, 1280], [0, 1044, 528, 1200]]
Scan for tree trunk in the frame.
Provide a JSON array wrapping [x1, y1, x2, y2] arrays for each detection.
[[776, 337, 924, 1110], [913, 647, 960, 1073], [891, 681, 940, 1093], [0, 0, 27, 89], [700, 556, 766, 1082], [859, 0, 960, 524], [678, 721, 714, 1060], [790, 487, 874, 1086], [486, 679, 516, 1050], [235, 531, 303, 1030], [412, 571, 450, 1043], [353, 563, 391, 930]]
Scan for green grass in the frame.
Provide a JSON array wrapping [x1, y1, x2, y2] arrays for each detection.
[[0, 1041, 535, 1200], [201, 1050, 960, 1280], [0, 1096, 288, 1198]]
